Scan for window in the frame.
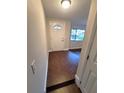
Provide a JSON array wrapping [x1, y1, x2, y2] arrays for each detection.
[[70, 29, 85, 41]]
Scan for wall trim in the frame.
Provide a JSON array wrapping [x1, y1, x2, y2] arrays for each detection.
[[48, 50, 52, 52], [69, 47, 82, 50], [62, 48, 69, 51], [48, 48, 69, 52], [48, 48, 82, 52], [44, 60, 48, 93]]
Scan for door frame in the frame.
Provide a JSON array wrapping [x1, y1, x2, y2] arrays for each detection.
[[75, 0, 97, 89], [80, 30, 97, 93]]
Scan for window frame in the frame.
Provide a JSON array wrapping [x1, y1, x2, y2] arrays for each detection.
[[70, 28, 85, 41]]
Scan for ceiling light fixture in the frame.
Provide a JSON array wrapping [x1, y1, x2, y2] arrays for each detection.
[[61, 0, 71, 9]]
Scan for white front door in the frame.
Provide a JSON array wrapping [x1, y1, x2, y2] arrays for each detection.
[[80, 32, 97, 93], [49, 21, 66, 51]]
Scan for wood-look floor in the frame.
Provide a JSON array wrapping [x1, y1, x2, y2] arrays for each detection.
[[47, 50, 81, 87], [48, 84, 81, 93]]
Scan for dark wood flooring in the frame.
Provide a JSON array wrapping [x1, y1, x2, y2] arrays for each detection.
[[47, 84, 81, 93], [47, 50, 81, 87], [47, 79, 75, 92]]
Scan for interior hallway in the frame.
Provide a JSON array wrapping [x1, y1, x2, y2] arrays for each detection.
[[27, 0, 97, 93]]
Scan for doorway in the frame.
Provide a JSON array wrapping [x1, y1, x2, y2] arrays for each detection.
[[49, 20, 66, 51], [46, 18, 83, 93]]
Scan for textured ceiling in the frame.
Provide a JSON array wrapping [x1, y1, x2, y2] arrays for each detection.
[[42, 0, 91, 29]]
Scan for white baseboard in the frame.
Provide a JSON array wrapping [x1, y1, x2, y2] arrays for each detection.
[[48, 48, 69, 52], [48, 49, 52, 52], [69, 47, 82, 50], [48, 47, 82, 52], [75, 74, 81, 88], [62, 48, 69, 51], [48, 50, 52, 52], [44, 60, 48, 93]]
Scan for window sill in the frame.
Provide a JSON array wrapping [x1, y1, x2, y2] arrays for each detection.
[[70, 40, 83, 42]]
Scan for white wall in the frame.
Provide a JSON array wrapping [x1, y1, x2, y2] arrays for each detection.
[[46, 18, 84, 51], [69, 41, 83, 49], [27, 0, 48, 93]]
